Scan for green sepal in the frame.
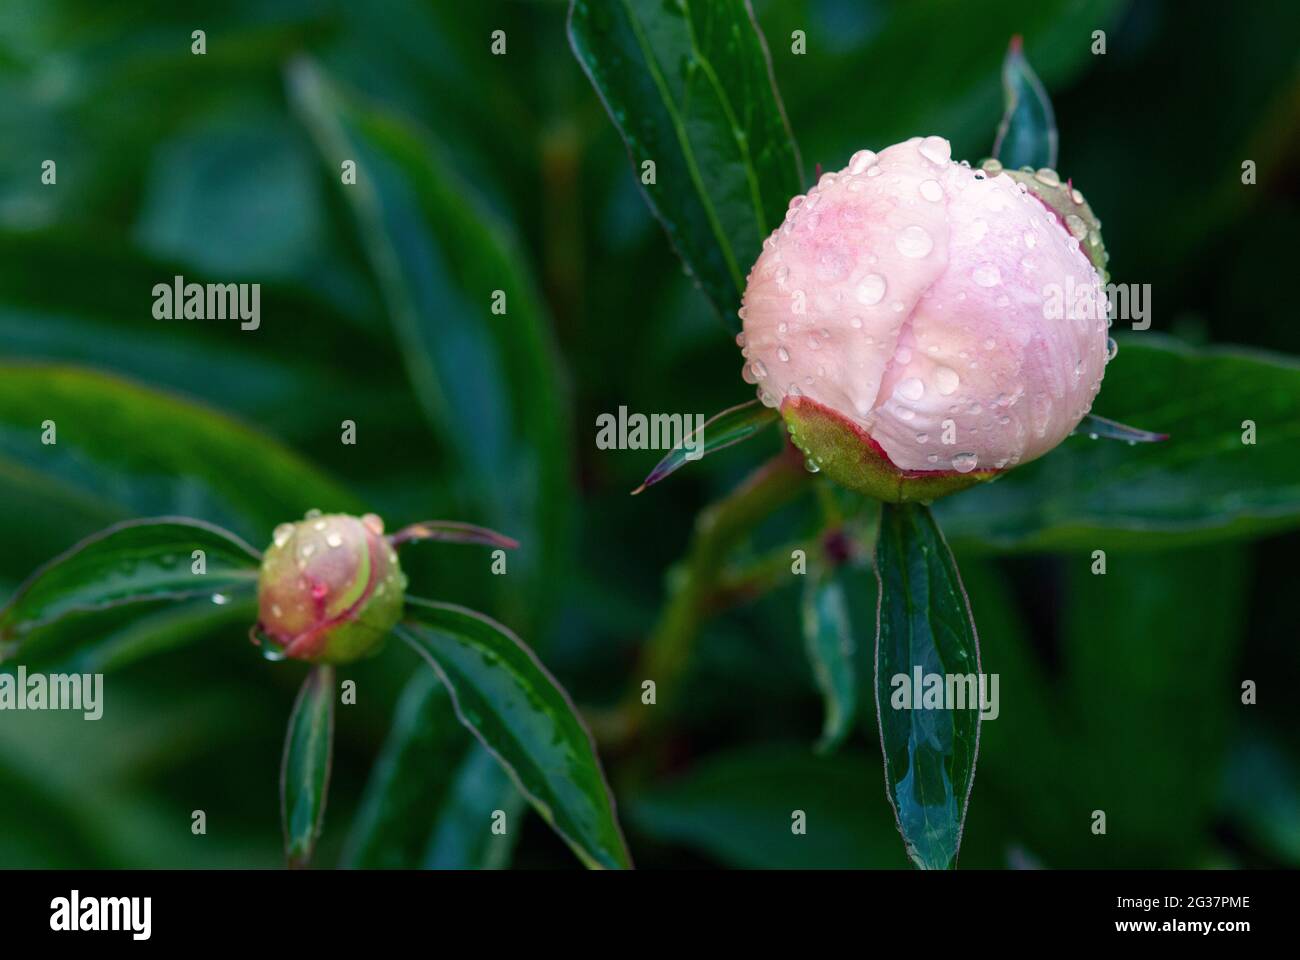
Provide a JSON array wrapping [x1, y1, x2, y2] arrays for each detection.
[[782, 397, 997, 504]]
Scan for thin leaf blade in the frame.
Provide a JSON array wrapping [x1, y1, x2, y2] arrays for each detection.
[[281, 664, 336, 868], [389, 520, 519, 551], [398, 599, 631, 869], [569, 0, 802, 326], [875, 502, 981, 869], [1074, 413, 1168, 443], [633, 400, 779, 493]]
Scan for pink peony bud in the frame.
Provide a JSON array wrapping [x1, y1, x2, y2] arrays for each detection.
[[739, 136, 1111, 502], [257, 511, 406, 664]]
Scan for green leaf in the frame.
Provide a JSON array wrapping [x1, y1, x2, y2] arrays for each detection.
[[632, 400, 778, 494], [991, 35, 1057, 171], [628, 743, 909, 868], [1063, 544, 1247, 864], [0, 364, 361, 561], [875, 502, 981, 869], [342, 670, 472, 869], [800, 562, 857, 754], [0, 518, 260, 661], [288, 58, 572, 624], [10, 594, 258, 676], [423, 742, 527, 870], [937, 337, 1300, 552], [569, 0, 803, 326], [398, 598, 631, 869], [281, 664, 336, 868], [343, 669, 527, 870]]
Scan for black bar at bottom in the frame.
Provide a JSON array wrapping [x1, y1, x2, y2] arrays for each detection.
[[1, 868, 1284, 945]]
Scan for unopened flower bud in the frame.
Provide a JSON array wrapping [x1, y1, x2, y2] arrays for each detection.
[[740, 136, 1111, 502], [257, 511, 406, 664]]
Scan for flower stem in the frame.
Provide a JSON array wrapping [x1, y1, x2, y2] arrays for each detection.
[[616, 442, 810, 744]]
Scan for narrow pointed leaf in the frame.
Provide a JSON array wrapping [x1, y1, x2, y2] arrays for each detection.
[[569, 0, 803, 327], [0, 518, 260, 659], [875, 502, 981, 869], [389, 521, 519, 551], [281, 664, 336, 868], [633, 400, 778, 494], [992, 35, 1057, 171], [1074, 413, 1168, 443], [398, 598, 631, 869], [801, 564, 857, 754]]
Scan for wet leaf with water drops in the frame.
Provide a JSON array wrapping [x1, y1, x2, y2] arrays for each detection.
[[397, 598, 632, 869], [874, 502, 981, 869], [0, 517, 261, 661], [568, 0, 803, 328]]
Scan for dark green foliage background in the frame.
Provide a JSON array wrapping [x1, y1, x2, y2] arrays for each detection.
[[0, 0, 1297, 868]]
